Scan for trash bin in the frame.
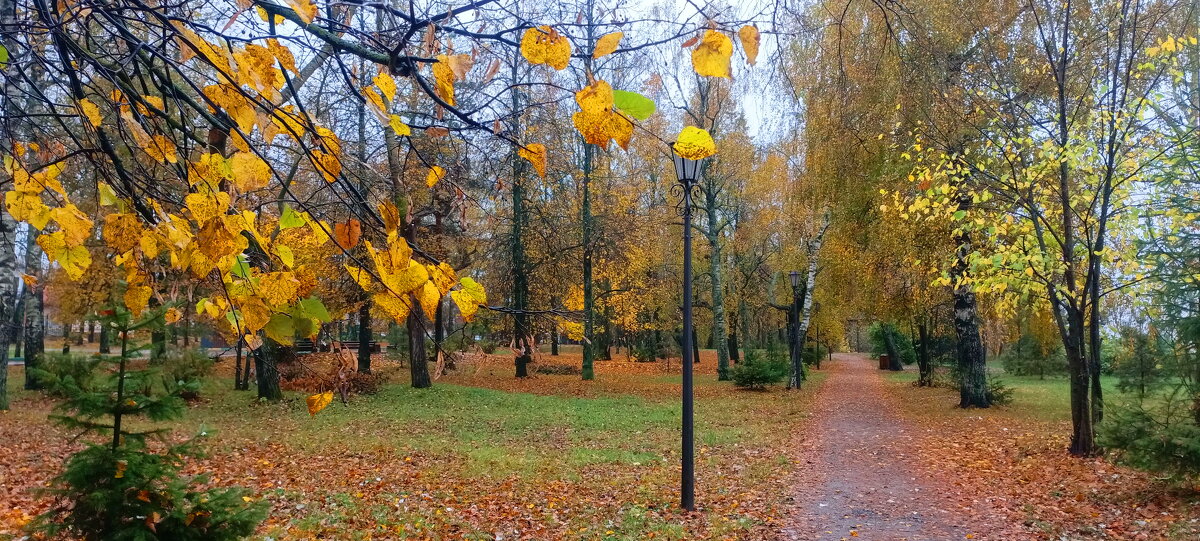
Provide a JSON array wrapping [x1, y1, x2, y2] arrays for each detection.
[[878, 354, 889, 370]]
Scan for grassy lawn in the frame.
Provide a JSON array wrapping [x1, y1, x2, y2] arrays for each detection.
[[883, 365, 1124, 423], [1, 354, 821, 540]]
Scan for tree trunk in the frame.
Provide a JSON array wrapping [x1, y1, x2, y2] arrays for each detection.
[[551, 325, 559, 356], [0, 209, 17, 410], [357, 302, 371, 373], [917, 320, 933, 387], [581, 138, 596, 380], [508, 51, 534, 379], [61, 323, 70, 354], [86, 320, 94, 343], [728, 326, 739, 364], [98, 319, 110, 354], [705, 192, 730, 381], [234, 340, 244, 390], [882, 324, 903, 372], [951, 197, 989, 407], [253, 338, 283, 400], [408, 305, 431, 388], [22, 230, 44, 390]]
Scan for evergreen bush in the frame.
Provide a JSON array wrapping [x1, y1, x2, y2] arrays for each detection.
[[29, 305, 267, 540], [29, 352, 104, 398], [731, 349, 788, 390], [998, 332, 1067, 379]]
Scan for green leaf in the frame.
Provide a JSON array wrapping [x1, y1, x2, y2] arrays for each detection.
[[279, 205, 305, 229], [612, 90, 656, 121], [230, 254, 252, 279], [0, 45, 9, 69], [294, 296, 332, 323], [264, 314, 294, 345], [952, 210, 966, 221]]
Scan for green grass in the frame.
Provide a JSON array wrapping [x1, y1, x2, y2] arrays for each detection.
[[885, 366, 1124, 422]]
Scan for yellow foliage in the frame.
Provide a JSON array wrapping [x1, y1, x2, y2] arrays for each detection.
[[38, 231, 91, 280], [673, 126, 717, 160], [593, 32, 623, 59], [738, 26, 760, 66], [520, 26, 571, 70], [518, 144, 547, 178], [124, 284, 153, 316], [691, 30, 732, 78], [426, 165, 446, 187]]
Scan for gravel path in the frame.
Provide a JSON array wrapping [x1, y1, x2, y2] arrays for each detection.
[[784, 353, 984, 541]]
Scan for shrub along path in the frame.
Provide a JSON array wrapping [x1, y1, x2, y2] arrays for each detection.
[[785, 353, 1010, 540]]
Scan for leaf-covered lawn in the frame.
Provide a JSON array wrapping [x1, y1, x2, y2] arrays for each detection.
[[882, 368, 1200, 540], [1, 352, 822, 540]]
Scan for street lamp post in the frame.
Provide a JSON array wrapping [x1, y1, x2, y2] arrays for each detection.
[[672, 148, 702, 512], [789, 270, 802, 389]]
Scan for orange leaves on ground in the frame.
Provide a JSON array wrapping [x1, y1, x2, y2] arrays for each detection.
[[426, 165, 446, 188], [593, 32, 623, 59], [673, 126, 717, 160], [520, 26, 571, 70], [306, 391, 333, 416], [334, 218, 361, 249], [518, 144, 547, 178], [739, 26, 760, 66], [691, 30, 733, 78], [571, 80, 633, 150]]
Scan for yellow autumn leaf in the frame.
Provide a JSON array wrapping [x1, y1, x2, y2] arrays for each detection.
[[426, 165, 446, 188], [450, 279, 486, 322], [443, 54, 474, 80], [230, 151, 271, 191], [285, 0, 317, 24], [389, 114, 411, 137], [344, 264, 375, 290], [673, 126, 717, 160], [373, 292, 412, 322], [4, 191, 51, 230], [416, 281, 440, 321], [738, 25, 760, 66], [78, 98, 102, 127], [373, 72, 397, 102], [164, 308, 182, 324], [124, 284, 153, 317], [432, 55, 456, 106], [49, 204, 94, 245], [37, 231, 91, 280], [593, 32, 623, 59], [306, 391, 333, 416], [258, 271, 300, 307], [520, 26, 571, 70], [519, 144, 547, 178], [384, 260, 430, 296], [428, 262, 457, 296], [144, 135, 178, 164], [103, 213, 142, 254], [691, 30, 733, 78]]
